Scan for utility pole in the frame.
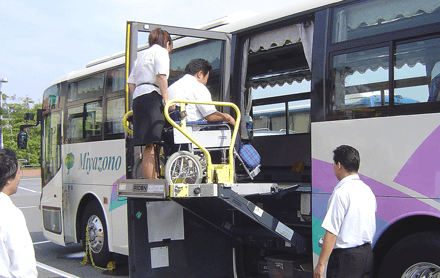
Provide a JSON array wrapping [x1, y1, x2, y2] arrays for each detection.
[[0, 78, 7, 149]]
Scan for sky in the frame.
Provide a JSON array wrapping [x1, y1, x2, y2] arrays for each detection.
[[0, 0, 299, 105]]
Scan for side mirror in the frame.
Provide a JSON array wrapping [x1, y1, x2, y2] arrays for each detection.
[[23, 113, 35, 121], [37, 109, 43, 123], [17, 130, 28, 149]]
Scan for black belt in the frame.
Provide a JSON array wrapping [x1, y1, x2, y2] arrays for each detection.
[[138, 82, 159, 88]]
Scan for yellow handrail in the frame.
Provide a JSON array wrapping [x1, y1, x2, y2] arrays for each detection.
[[122, 110, 133, 135], [164, 99, 241, 184]]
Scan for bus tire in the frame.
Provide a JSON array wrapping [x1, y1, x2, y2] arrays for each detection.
[[378, 231, 440, 278], [81, 201, 112, 268], [165, 151, 203, 184]]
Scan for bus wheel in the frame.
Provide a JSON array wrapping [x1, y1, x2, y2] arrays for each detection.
[[165, 151, 203, 184], [81, 201, 112, 268], [378, 231, 440, 278]]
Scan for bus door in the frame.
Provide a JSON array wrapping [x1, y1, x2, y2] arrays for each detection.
[[125, 22, 233, 178], [40, 109, 65, 245]]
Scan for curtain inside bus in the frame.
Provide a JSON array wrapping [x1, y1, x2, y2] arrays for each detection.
[[333, 0, 440, 43], [249, 22, 314, 70], [239, 22, 314, 138]]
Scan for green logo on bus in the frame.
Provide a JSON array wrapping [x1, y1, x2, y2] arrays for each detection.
[[65, 153, 75, 175]]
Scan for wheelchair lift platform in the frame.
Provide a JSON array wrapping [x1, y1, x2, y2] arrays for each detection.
[[118, 179, 307, 248], [118, 179, 310, 277]]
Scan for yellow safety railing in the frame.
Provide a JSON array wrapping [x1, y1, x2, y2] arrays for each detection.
[[122, 110, 133, 135], [164, 99, 241, 184]]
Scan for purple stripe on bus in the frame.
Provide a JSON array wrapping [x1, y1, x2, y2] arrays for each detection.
[[364, 175, 440, 222], [312, 159, 440, 224], [311, 159, 338, 194], [394, 125, 440, 198], [110, 175, 126, 203]]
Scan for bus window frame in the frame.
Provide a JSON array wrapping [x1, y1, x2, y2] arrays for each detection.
[[327, 42, 391, 120], [126, 22, 233, 113], [103, 66, 126, 140], [65, 97, 104, 144], [323, 4, 440, 121]]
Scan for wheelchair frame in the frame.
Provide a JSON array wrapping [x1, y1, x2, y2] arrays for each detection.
[[164, 99, 241, 184]]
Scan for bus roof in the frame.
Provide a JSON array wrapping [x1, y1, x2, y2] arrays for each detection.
[[45, 0, 342, 91]]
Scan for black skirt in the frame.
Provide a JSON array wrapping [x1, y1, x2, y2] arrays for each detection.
[[133, 92, 164, 146]]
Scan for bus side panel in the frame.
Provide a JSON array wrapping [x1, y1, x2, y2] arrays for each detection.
[[62, 139, 127, 254], [41, 169, 66, 246], [311, 113, 440, 264]]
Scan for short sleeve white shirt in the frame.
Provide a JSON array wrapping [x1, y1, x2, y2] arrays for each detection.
[[168, 74, 217, 121], [321, 174, 377, 249], [127, 44, 170, 99], [0, 192, 37, 278]]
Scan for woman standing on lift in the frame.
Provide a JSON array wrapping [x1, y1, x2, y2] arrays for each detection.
[[127, 28, 173, 179]]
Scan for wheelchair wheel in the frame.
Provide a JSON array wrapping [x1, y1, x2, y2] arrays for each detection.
[[165, 151, 203, 184]]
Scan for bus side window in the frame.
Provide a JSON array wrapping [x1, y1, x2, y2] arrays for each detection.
[[68, 73, 104, 102], [331, 47, 390, 118], [105, 67, 125, 94], [394, 37, 440, 104], [105, 98, 125, 135], [67, 106, 84, 140], [85, 102, 103, 138]]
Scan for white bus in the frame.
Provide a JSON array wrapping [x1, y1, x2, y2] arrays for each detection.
[[38, 12, 259, 267], [27, 0, 440, 276]]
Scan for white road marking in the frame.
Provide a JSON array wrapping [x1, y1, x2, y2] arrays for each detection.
[[36, 262, 81, 278], [19, 205, 39, 209], [18, 186, 40, 194], [33, 240, 51, 245]]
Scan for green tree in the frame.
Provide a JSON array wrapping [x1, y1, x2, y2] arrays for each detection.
[[1, 95, 41, 165]]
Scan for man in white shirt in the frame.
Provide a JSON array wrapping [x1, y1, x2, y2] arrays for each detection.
[[0, 149, 37, 278], [168, 59, 235, 126], [314, 145, 376, 278]]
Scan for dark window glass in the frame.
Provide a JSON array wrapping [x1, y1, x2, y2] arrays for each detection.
[[106, 67, 125, 94]]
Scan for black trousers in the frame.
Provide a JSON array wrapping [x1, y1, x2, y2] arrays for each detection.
[[327, 243, 374, 278]]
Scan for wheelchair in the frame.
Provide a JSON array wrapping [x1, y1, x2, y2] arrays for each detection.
[[123, 99, 260, 184]]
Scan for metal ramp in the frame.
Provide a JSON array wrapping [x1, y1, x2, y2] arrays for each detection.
[[118, 179, 307, 252]]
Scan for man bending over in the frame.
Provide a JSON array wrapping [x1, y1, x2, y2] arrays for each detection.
[[168, 58, 235, 126]]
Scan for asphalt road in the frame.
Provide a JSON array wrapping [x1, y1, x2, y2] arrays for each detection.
[[11, 177, 130, 278]]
